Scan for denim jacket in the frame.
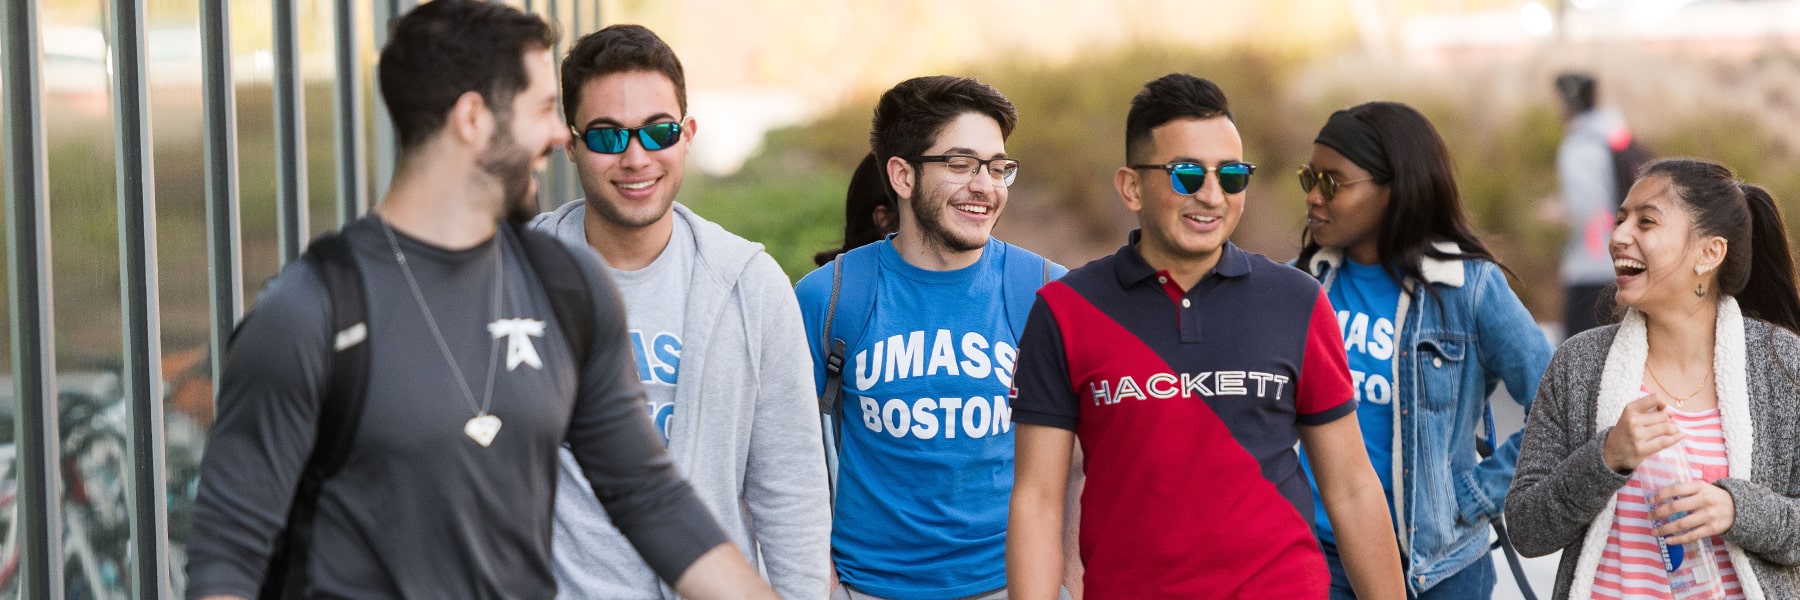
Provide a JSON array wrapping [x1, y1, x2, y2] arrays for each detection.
[[1305, 242, 1552, 594]]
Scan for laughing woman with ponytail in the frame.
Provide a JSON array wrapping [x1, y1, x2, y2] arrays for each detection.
[[1506, 159, 1800, 599]]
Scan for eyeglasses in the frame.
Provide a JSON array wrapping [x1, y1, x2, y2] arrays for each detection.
[[1128, 161, 1257, 195], [1296, 164, 1373, 201], [572, 120, 684, 154], [908, 155, 1021, 187]]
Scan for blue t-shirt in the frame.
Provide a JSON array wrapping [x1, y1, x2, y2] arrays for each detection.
[[1304, 259, 1401, 543], [796, 238, 1060, 599]]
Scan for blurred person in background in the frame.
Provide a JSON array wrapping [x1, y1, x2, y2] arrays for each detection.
[[796, 75, 1068, 600], [1293, 101, 1553, 599], [1506, 158, 1800, 599], [1552, 72, 1639, 338], [185, 2, 773, 599], [815, 153, 900, 266], [530, 23, 830, 600], [1006, 73, 1403, 599]]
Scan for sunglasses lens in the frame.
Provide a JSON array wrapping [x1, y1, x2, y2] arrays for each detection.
[[1170, 164, 1206, 195], [639, 122, 682, 151], [1297, 168, 1317, 193], [584, 128, 630, 154], [1218, 163, 1253, 194]]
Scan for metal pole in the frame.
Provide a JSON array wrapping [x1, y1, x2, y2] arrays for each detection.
[[201, 0, 243, 387], [335, 0, 367, 224], [547, 0, 572, 210], [2, 0, 64, 595], [107, 0, 171, 594], [274, 0, 309, 264]]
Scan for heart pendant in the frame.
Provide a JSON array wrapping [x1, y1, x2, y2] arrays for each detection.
[[464, 414, 502, 447]]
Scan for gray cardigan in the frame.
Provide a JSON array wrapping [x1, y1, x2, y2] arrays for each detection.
[[1505, 297, 1800, 599]]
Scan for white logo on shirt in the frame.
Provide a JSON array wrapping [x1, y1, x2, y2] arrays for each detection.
[[489, 318, 546, 371]]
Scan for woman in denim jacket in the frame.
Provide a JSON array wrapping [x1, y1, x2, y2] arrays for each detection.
[[1295, 101, 1554, 599]]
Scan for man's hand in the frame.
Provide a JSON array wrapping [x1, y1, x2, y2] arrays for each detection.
[[673, 543, 779, 600], [1300, 414, 1404, 600], [1008, 424, 1077, 600]]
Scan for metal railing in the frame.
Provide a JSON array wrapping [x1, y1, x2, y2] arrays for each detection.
[[3, 0, 604, 595]]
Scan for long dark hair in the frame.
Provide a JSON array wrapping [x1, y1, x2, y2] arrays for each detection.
[[813, 153, 898, 266], [1645, 159, 1800, 334], [1296, 101, 1505, 293]]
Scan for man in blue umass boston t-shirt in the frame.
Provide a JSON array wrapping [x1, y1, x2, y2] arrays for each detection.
[[796, 75, 1065, 600]]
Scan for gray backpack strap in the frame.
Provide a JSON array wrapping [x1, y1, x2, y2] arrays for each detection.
[[820, 256, 845, 504]]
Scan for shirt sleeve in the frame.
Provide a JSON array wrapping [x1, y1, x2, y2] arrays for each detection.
[[185, 260, 333, 600], [1297, 287, 1356, 425], [561, 255, 728, 587], [1010, 294, 1079, 431], [739, 255, 832, 599]]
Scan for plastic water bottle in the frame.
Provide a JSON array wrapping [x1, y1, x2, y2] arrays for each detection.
[[1638, 439, 1727, 599]]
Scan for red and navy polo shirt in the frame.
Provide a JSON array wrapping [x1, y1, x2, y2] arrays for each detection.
[[1011, 232, 1355, 598]]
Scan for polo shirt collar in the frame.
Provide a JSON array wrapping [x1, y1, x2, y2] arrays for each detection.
[[1115, 229, 1252, 287]]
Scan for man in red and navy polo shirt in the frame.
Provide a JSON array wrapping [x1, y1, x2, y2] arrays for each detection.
[[1005, 74, 1405, 599]]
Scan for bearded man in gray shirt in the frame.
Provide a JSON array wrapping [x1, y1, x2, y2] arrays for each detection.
[[183, 2, 777, 598], [532, 24, 830, 600]]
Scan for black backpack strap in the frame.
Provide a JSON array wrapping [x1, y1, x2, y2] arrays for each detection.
[[512, 224, 596, 365], [1478, 400, 1539, 600], [261, 231, 371, 600]]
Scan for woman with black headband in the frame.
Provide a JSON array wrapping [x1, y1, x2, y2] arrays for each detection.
[[1294, 101, 1552, 599]]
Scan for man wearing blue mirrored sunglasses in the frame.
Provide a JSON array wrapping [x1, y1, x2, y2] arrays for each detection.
[[530, 24, 830, 600], [1007, 73, 1406, 599]]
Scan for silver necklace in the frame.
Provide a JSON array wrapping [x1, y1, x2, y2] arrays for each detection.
[[379, 218, 506, 447]]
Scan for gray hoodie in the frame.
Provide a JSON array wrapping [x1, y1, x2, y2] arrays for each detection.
[[532, 201, 831, 599], [1557, 107, 1629, 286]]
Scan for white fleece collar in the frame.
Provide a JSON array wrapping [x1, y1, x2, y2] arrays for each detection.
[[1566, 296, 1764, 600], [1306, 240, 1465, 288]]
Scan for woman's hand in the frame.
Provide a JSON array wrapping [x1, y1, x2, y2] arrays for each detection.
[[1602, 392, 1684, 473], [1651, 481, 1736, 545]]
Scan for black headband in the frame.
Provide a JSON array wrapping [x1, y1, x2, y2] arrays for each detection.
[[1314, 110, 1392, 182]]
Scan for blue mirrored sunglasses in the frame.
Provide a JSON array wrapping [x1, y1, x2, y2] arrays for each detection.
[[1129, 161, 1257, 195], [573, 121, 683, 154]]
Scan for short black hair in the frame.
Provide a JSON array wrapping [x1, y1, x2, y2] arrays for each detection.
[[869, 75, 1017, 164], [377, 0, 556, 151], [1124, 73, 1232, 164], [1554, 71, 1597, 114], [560, 24, 687, 126]]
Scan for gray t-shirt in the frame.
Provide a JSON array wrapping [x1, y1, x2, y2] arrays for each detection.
[[185, 217, 724, 599], [553, 216, 696, 598], [609, 214, 693, 444]]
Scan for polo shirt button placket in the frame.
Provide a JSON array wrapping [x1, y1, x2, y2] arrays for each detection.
[[1181, 299, 1190, 308]]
